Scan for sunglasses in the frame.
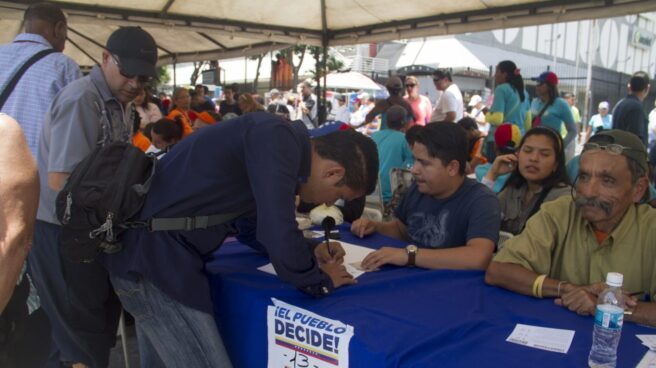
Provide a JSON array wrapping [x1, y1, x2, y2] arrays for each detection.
[[405, 84, 416, 88], [583, 142, 641, 156], [110, 55, 153, 84]]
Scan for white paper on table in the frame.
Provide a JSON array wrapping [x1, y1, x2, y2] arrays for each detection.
[[637, 350, 656, 368], [257, 241, 375, 279], [506, 324, 575, 354], [638, 335, 656, 350]]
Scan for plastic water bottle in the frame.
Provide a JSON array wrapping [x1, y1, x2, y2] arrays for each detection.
[[588, 272, 626, 367]]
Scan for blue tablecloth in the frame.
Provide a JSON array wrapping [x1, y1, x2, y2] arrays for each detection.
[[207, 224, 654, 367]]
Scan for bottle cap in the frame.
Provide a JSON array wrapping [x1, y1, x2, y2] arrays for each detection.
[[606, 272, 623, 287]]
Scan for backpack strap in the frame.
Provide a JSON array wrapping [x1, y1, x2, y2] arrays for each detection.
[[148, 208, 252, 232], [0, 49, 56, 110], [518, 186, 553, 233]]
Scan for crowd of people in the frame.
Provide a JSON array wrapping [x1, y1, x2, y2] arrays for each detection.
[[1, 3, 655, 368]]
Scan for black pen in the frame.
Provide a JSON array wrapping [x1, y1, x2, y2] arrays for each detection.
[[321, 216, 336, 258]]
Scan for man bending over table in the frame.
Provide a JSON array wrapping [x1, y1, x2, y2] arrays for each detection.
[[102, 112, 379, 367], [351, 122, 501, 270], [486, 130, 656, 326]]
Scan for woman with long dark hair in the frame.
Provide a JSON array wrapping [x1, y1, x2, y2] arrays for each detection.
[[485, 60, 531, 160], [483, 126, 571, 234], [529, 71, 576, 160]]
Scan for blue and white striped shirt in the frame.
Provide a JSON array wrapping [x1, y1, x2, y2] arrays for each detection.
[[0, 33, 81, 157]]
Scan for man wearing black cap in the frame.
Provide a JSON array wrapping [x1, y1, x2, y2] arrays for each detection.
[[29, 26, 158, 367], [362, 76, 414, 130], [487, 130, 656, 326]]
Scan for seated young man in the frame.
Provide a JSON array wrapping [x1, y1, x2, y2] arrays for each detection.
[[351, 122, 501, 270], [486, 130, 656, 326]]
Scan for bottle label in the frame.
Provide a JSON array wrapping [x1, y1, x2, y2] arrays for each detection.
[[594, 306, 624, 330]]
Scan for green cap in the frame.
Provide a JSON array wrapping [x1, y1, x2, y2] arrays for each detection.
[[586, 129, 648, 173]]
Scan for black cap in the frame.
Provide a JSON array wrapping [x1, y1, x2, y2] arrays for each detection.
[[106, 27, 158, 77]]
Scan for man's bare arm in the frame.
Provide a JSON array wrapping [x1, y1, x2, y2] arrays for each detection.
[[48, 172, 70, 192], [416, 238, 494, 270], [0, 115, 39, 312]]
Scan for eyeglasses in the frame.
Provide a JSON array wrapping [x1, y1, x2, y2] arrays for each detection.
[[110, 54, 153, 84], [405, 84, 416, 88], [583, 142, 639, 155]]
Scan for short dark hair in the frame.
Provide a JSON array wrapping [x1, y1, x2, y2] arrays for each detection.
[[457, 117, 477, 131], [312, 130, 379, 195], [433, 69, 452, 82], [413, 122, 468, 175], [405, 125, 423, 147], [152, 117, 183, 142], [386, 105, 407, 131], [629, 71, 650, 93], [228, 83, 240, 93], [24, 2, 65, 24]]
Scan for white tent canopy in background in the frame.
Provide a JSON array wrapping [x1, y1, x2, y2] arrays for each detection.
[[396, 38, 489, 74], [0, 0, 654, 68], [324, 72, 382, 90]]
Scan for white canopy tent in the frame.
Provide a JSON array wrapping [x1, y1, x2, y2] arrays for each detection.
[[0, 0, 654, 68], [396, 38, 490, 74], [324, 71, 382, 90]]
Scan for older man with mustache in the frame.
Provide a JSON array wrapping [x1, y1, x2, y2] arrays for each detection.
[[485, 130, 656, 327]]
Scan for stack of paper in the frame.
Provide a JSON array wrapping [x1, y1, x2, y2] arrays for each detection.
[[257, 241, 375, 279], [638, 335, 656, 351], [506, 324, 575, 354], [637, 351, 656, 368]]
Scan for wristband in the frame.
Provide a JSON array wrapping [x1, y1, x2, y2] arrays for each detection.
[[557, 281, 568, 298], [532, 274, 547, 298]]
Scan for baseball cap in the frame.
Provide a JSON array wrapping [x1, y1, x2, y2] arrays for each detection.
[[269, 88, 280, 95], [585, 130, 648, 174], [598, 101, 609, 110], [387, 105, 407, 123], [386, 76, 403, 90], [494, 123, 521, 153], [106, 27, 158, 78], [531, 71, 558, 86], [468, 95, 482, 107]]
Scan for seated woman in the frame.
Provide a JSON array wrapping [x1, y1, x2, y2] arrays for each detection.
[[483, 126, 571, 235], [147, 117, 184, 155]]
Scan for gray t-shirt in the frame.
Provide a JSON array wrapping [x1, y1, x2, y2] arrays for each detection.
[[37, 66, 132, 224]]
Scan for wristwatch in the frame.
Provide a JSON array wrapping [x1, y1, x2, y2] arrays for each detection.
[[405, 244, 418, 267]]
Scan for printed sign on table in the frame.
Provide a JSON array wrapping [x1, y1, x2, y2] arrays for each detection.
[[267, 298, 354, 368]]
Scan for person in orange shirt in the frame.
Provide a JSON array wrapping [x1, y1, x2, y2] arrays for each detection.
[[192, 111, 221, 131], [132, 113, 151, 152], [458, 117, 487, 171], [167, 87, 193, 137]]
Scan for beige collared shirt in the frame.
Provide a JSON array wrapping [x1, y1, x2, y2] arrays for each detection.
[[494, 196, 656, 299]]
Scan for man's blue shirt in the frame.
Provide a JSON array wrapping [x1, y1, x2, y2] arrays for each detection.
[[102, 113, 331, 313], [395, 179, 500, 248]]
